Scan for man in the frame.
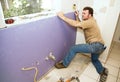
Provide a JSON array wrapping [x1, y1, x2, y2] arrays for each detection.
[[55, 7, 108, 82]]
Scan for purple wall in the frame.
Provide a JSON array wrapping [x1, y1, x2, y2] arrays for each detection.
[[0, 12, 76, 82]]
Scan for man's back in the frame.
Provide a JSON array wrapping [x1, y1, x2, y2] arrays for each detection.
[[81, 17, 104, 44]]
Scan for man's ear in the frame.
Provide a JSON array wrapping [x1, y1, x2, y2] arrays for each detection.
[[89, 14, 92, 18]]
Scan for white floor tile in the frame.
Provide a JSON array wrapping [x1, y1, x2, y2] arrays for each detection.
[[39, 68, 60, 82], [71, 53, 91, 65], [106, 58, 120, 68], [82, 63, 99, 80], [119, 71, 120, 78], [109, 52, 120, 61], [105, 64, 119, 77], [80, 74, 98, 82], [117, 78, 120, 82], [106, 74, 117, 82]]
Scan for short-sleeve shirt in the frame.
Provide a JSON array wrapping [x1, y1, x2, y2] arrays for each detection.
[[80, 17, 104, 44]]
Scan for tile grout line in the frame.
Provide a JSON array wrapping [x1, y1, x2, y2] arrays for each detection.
[[116, 67, 120, 82]]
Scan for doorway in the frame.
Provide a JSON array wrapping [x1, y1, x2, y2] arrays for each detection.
[[108, 13, 120, 58]]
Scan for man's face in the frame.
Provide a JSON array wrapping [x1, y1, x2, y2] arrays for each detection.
[[82, 10, 91, 20]]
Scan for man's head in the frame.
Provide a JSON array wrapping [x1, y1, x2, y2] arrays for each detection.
[[82, 7, 94, 20]]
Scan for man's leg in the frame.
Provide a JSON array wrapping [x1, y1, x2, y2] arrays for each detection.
[[90, 44, 108, 82], [55, 43, 93, 68], [91, 53, 104, 74], [91, 54, 108, 82], [63, 44, 93, 67]]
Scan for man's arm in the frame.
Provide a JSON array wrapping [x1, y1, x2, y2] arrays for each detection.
[[57, 12, 82, 28]]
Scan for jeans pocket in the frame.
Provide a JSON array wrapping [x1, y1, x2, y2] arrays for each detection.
[[97, 48, 104, 54], [96, 46, 106, 54], [91, 42, 106, 54]]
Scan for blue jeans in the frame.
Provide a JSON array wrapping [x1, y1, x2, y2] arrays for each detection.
[[63, 42, 106, 74]]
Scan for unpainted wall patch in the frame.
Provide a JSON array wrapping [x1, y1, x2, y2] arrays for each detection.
[[99, 7, 107, 13], [109, 0, 115, 7]]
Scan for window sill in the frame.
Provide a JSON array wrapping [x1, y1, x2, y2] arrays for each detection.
[[5, 11, 56, 27]]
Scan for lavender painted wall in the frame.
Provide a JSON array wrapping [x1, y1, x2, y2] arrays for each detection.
[[0, 12, 76, 82]]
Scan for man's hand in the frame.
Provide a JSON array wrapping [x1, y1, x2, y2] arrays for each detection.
[[56, 11, 80, 28], [74, 10, 80, 21], [74, 10, 79, 17], [57, 11, 65, 20]]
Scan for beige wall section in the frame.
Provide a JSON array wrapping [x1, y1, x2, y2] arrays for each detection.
[[113, 14, 120, 43]]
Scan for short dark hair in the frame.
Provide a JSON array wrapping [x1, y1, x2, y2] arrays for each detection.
[[83, 7, 94, 16]]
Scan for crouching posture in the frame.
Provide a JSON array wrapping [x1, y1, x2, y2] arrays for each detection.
[[55, 7, 108, 82]]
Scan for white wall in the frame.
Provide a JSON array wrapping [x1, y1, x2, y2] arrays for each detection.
[[0, 2, 6, 28], [97, 0, 120, 62], [60, 0, 120, 62], [60, 0, 74, 13]]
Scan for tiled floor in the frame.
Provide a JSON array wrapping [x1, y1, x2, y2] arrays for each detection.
[[39, 42, 120, 82]]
